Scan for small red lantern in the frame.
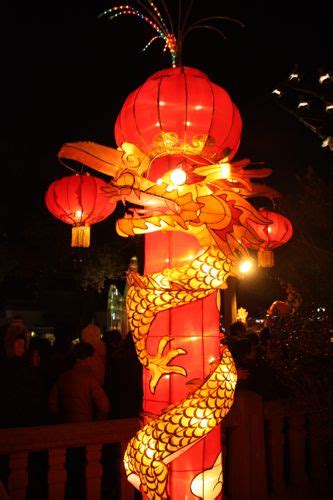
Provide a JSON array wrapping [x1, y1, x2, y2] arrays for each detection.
[[45, 174, 115, 247], [246, 208, 293, 267], [115, 66, 242, 161]]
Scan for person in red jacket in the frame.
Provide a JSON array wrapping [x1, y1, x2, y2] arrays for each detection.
[[49, 341, 110, 423], [49, 342, 110, 500]]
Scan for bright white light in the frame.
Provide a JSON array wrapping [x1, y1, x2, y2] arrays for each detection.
[[272, 88, 282, 96], [170, 168, 187, 186], [209, 356, 216, 364], [321, 136, 331, 148], [239, 259, 253, 274], [325, 104, 333, 112], [75, 210, 82, 219], [319, 73, 330, 84], [194, 105, 203, 110], [31, 331, 36, 337], [298, 100, 309, 109], [186, 121, 192, 127], [267, 226, 272, 233], [288, 72, 299, 81], [220, 163, 231, 179], [156, 178, 162, 185]]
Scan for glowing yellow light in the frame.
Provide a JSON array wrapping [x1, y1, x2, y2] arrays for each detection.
[[220, 162, 231, 179], [156, 178, 162, 185], [237, 307, 248, 324], [170, 168, 187, 186], [239, 259, 253, 274], [194, 105, 203, 110], [209, 356, 215, 364], [267, 225, 272, 233], [31, 331, 36, 337]]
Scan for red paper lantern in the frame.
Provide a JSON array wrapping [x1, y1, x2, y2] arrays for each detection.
[[246, 208, 293, 267], [45, 174, 115, 247], [115, 66, 242, 161]]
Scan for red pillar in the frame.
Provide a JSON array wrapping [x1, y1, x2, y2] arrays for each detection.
[[144, 231, 222, 499]]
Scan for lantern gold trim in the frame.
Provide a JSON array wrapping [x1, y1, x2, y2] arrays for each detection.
[[71, 225, 90, 247], [258, 249, 274, 267]]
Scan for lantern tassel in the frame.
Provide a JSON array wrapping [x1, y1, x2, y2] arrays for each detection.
[[72, 226, 91, 248], [258, 249, 274, 268]]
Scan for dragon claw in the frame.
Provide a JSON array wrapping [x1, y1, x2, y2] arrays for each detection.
[[147, 336, 187, 393]]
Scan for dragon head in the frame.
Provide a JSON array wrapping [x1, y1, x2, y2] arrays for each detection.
[[58, 141, 279, 264]]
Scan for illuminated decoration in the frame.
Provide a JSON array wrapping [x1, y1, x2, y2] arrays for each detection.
[[236, 307, 248, 324], [288, 71, 300, 81], [45, 174, 115, 247], [55, 6, 291, 489], [319, 72, 331, 84], [99, 1, 242, 70], [58, 113, 286, 497], [245, 208, 293, 267], [114, 66, 242, 161], [99, 1, 177, 68], [297, 99, 309, 109], [272, 88, 282, 97], [321, 136, 332, 148]]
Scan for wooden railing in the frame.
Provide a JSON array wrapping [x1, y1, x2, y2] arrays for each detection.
[[0, 393, 331, 499], [0, 418, 140, 500], [222, 391, 331, 500]]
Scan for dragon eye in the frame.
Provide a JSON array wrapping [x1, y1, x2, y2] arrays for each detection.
[[170, 168, 187, 186]]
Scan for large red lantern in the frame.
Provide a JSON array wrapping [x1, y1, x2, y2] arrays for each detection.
[[45, 174, 115, 247], [115, 66, 242, 161], [246, 208, 293, 267]]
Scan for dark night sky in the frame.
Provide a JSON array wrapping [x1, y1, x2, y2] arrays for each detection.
[[2, 0, 333, 307]]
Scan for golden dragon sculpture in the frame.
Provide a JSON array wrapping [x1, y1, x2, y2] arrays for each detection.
[[58, 140, 278, 498]]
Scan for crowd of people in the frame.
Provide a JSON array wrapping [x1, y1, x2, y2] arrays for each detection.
[[0, 310, 291, 498], [0, 319, 144, 499], [0, 307, 292, 430], [0, 319, 143, 429], [222, 307, 291, 401]]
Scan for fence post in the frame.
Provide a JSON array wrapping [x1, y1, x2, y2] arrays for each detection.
[[86, 444, 102, 500], [289, 414, 311, 498], [267, 414, 286, 499], [8, 452, 28, 500], [48, 447, 67, 500], [227, 391, 268, 500]]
